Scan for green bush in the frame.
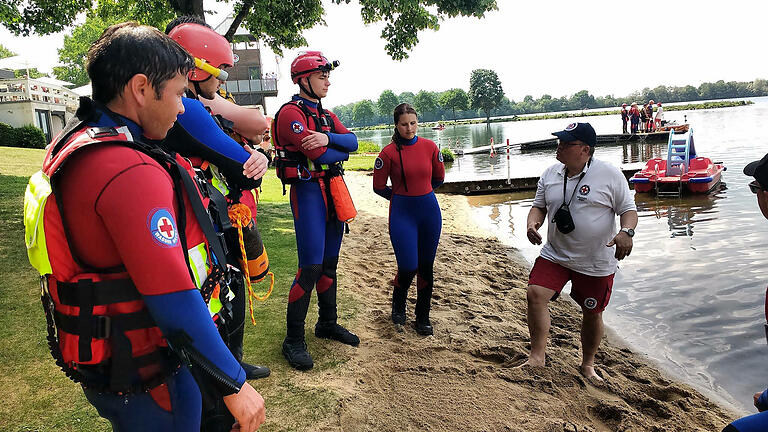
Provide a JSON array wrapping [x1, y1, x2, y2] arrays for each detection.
[[0, 123, 16, 147], [0, 122, 46, 149], [15, 125, 47, 149], [353, 140, 380, 154], [440, 147, 455, 163]]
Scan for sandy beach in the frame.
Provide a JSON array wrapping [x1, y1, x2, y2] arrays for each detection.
[[295, 171, 738, 431]]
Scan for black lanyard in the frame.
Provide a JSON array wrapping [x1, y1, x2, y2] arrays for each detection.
[[562, 160, 590, 207]]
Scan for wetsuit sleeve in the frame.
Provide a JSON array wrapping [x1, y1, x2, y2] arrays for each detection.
[[757, 389, 768, 411], [326, 132, 358, 153], [276, 106, 349, 164], [372, 150, 392, 200], [167, 98, 261, 190], [94, 162, 245, 389], [325, 111, 358, 152], [431, 144, 445, 189]]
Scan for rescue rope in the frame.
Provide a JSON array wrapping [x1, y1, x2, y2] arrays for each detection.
[[228, 203, 274, 325]]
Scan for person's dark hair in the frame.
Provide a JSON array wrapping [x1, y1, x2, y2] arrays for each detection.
[[164, 15, 211, 34], [87, 22, 194, 104], [392, 103, 418, 143]]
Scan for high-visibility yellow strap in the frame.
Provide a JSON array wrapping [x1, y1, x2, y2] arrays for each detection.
[[23, 171, 53, 276]]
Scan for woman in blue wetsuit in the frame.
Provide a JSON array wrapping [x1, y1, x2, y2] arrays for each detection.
[[373, 103, 445, 335]]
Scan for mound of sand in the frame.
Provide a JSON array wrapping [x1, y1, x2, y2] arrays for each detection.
[[303, 172, 737, 431]]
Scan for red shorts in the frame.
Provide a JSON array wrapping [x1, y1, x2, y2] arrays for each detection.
[[528, 257, 614, 313]]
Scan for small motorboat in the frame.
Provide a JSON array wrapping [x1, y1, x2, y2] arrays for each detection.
[[629, 127, 725, 196], [431, 123, 445, 130]]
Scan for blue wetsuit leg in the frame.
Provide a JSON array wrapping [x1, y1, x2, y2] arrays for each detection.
[[389, 194, 420, 273], [725, 411, 768, 432], [291, 181, 328, 267], [83, 366, 200, 432], [415, 192, 442, 267]]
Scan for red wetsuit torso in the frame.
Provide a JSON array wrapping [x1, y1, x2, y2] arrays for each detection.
[[275, 100, 350, 162], [373, 137, 445, 196], [59, 144, 204, 297]]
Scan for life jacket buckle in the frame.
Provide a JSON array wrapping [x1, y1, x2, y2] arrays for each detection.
[[94, 315, 111, 339], [86, 127, 119, 139]]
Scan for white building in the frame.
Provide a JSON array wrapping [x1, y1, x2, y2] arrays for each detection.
[[0, 75, 79, 142]]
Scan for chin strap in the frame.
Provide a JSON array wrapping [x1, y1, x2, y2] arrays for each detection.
[[299, 77, 320, 101]]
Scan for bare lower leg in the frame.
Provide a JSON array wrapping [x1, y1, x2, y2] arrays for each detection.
[[525, 286, 553, 366], [580, 311, 604, 379]]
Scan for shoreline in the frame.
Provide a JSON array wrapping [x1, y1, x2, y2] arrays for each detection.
[[323, 171, 738, 430]]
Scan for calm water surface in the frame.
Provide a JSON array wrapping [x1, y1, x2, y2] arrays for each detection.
[[360, 97, 768, 412]]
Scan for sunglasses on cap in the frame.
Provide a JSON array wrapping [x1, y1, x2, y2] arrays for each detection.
[[749, 180, 764, 194]]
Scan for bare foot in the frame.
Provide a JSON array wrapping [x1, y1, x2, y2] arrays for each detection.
[[580, 364, 603, 381], [515, 357, 545, 369]]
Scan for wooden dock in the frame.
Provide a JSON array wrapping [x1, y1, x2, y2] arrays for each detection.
[[458, 131, 669, 155], [436, 166, 643, 195]]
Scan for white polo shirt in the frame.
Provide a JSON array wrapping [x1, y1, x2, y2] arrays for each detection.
[[533, 158, 636, 277]]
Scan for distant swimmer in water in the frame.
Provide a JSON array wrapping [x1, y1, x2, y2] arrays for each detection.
[[723, 153, 768, 432]]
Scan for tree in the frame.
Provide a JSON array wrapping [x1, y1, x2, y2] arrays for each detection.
[[351, 99, 376, 127], [468, 69, 504, 122], [398, 91, 416, 105], [2, 0, 497, 61], [570, 90, 596, 109], [438, 88, 468, 120], [0, 44, 14, 58], [377, 89, 399, 119], [413, 90, 436, 120]]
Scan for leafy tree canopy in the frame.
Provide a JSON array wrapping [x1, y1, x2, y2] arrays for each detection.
[[469, 68, 504, 121], [2, 0, 497, 61], [438, 88, 469, 120], [377, 89, 399, 118]]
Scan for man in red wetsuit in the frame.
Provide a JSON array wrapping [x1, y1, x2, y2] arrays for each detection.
[[273, 51, 360, 370], [24, 22, 265, 431]]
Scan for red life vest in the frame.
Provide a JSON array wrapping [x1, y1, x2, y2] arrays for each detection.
[[271, 99, 339, 187], [25, 112, 228, 393]]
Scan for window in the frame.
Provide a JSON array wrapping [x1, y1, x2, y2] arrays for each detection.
[[248, 67, 261, 80], [35, 109, 52, 143]]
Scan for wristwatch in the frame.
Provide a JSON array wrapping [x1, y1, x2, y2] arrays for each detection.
[[620, 227, 635, 237]]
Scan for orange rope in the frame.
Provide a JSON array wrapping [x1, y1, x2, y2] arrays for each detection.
[[228, 203, 273, 326]]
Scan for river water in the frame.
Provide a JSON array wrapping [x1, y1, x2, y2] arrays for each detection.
[[357, 97, 768, 413]]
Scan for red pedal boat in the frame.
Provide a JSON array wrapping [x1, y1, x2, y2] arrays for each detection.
[[629, 127, 725, 195]]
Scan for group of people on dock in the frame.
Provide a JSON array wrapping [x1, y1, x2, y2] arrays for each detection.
[[18, 17, 768, 432], [621, 100, 664, 134]]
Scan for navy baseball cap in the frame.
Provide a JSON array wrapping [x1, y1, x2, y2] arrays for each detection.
[[744, 152, 768, 190], [552, 122, 597, 147]]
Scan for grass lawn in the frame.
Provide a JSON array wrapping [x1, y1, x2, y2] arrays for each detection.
[[0, 146, 357, 431], [344, 154, 375, 171]]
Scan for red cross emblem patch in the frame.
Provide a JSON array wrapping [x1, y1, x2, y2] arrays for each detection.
[[148, 208, 178, 247]]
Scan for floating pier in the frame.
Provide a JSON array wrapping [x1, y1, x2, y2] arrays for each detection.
[[436, 166, 643, 195], [458, 132, 670, 155]]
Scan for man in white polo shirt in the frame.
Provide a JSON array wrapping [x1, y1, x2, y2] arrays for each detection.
[[524, 122, 638, 380]]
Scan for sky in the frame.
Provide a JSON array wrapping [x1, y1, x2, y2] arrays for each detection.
[[2, 0, 767, 112]]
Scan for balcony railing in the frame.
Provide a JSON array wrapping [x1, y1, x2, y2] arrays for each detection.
[[0, 78, 79, 109], [222, 78, 278, 94]]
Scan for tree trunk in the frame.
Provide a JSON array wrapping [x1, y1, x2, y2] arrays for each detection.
[[224, 0, 255, 41], [168, 0, 205, 19]]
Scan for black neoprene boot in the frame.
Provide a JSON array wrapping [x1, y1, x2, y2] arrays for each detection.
[[315, 257, 360, 346], [414, 266, 434, 336], [391, 269, 416, 325], [284, 266, 319, 370]]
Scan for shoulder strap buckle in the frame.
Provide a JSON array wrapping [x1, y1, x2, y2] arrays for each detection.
[[86, 127, 119, 139]]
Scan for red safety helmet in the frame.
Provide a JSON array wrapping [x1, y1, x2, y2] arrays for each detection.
[[622, 103, 627, 107], [649, 99, 655, 104], [168, 23, 234, 82], [290, 51, 339, 84]]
